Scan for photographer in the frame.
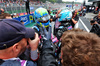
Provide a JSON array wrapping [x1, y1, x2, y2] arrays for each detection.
[[93, 11, 100, 24], [90, 20, 100, 36], [90, 12, 100, 36], [0, 19, 39, 66], [71, 10, 79, 28]]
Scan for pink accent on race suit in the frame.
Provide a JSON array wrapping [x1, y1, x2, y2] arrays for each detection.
[[51, 34, 59, 43], [68, 26, 72, 30], [39, 34, 59, 43], [52, 37, 59, 43]]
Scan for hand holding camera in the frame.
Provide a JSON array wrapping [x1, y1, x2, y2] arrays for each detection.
[[28, 33, 40, 51]]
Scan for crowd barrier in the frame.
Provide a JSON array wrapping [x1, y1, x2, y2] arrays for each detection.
[[0, 5, 45, 14], [13, 14, 35, 25]]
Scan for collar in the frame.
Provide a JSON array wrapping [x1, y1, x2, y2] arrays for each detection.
[[3, 57, 20, 61]]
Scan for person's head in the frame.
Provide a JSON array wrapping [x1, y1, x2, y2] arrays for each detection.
[[34, 7, 50, 28], [72, 9, 78, 17], [0, 13, 12, 19], [0, 19, 35, 59], [61, 28, 100, 66]]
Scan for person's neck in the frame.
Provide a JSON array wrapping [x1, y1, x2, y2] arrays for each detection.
[[0, 52, 16, 59]]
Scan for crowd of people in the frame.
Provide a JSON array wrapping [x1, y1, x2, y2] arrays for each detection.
[[1, 6, 100, 66], [0, 1, 43, 7]]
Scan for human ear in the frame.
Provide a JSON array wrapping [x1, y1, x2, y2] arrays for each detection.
[[12, 43, 20, 52]]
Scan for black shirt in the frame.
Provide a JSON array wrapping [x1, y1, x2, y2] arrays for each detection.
[[70, 15, 79, 28], [93, 16, 100, 24]]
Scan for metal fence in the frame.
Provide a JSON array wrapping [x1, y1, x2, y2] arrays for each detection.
[[0, 3, 75, 15], [0, 4, 45, 14]]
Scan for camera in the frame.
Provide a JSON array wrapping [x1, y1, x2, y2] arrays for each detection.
[[90, 24, 100, 36], [90, 20, 95, 23]]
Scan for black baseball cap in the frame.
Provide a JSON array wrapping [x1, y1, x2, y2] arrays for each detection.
[[0, 19, 35, 50]]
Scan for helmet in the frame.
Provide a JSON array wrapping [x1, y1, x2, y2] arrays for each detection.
[[58, 10, 72, 22], [34, 8, 50, 27]]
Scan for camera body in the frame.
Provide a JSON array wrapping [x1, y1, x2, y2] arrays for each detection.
[[90, 24, 100, 36], [90, 20, 95, 23]]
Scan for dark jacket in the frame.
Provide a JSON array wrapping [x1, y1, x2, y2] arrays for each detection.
[[71, 15, 79, 28], [33, 24, 58, 66], [38, 40, 58, 66]]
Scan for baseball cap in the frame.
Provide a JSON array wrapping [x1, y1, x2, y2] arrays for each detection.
[[0, 19, 35, 50]]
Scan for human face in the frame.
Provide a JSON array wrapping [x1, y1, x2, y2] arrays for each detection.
[[74, 10, 78, 15], [17, 38, 28, 56]]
